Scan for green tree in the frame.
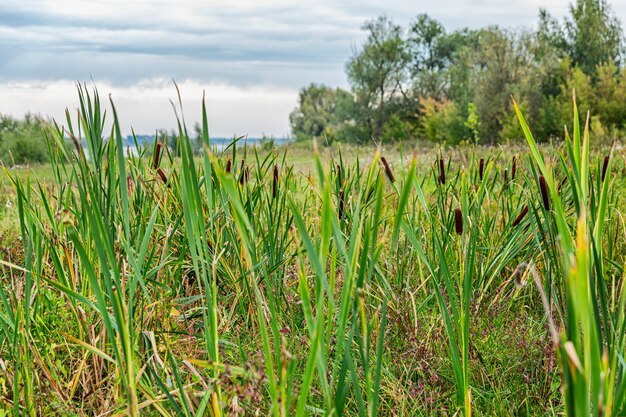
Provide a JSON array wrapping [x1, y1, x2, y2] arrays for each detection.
[[292, 4, 626, 146], [157, 128, 179, 157], [466, 27, 528, 143], [566, 0, 623, 75], [408, 14, 449, 99], [289, 83, 355, 142], [0, 114, 48, 165], [346, 15, 410, 141], [594, 61, 626, 130]]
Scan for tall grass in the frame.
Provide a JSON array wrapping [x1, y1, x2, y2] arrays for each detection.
[[514, 96, 626, 416], [0, 85, 624, 415]]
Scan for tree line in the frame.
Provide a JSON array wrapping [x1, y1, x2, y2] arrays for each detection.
[[290, 0, 625, 145]]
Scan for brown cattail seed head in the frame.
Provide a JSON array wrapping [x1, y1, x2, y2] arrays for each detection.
[[381, 157, 395, 183], [272, 165, 279, 199], [513, 262, 529, 288], [512, 156, 517, 181], [225, 158, 232, 174], [503, 168, 509, 188], [239, 165, 249, 184], [601, 155, 610, 182], [153, 141, 162, 169], [127, 174, 134, 194], [157, 167, 168, 186], [70, 135, 84, 159], [338, 188, 345, 220], [439, 158, 446, 185], [336, 164, 342, 184], [539, 175, 550, 210], [479, 158, 484, 181], [512, 205, 529, 227], [454, 208, 463, 235]]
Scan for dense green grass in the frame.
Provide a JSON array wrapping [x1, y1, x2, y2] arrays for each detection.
[[0, 86, 625, 416]]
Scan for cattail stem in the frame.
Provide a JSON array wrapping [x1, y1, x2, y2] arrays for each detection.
[[539, 175, 550, 211], [454, 208, 463, 235], [512, 205, 529, 227], [381, 157, 395, 183]]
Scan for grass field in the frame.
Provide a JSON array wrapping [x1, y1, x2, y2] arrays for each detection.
[[0, 88, 625, 416]]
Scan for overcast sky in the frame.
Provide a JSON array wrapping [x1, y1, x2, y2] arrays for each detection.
[[0, 0, 624, 137]]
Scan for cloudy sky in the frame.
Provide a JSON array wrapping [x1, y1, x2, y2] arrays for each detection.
[[0, 0, 624, 137]]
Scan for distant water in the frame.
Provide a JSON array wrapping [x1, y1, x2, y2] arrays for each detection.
[[207, 137, 293, 150], [120, 137, 293, 154], [84, 137, 294, 157]]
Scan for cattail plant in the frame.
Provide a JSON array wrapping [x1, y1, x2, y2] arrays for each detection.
[[514, 96, 626, 417], [239, 163, 248, 185], [70, 134, 85, 160], [127, 174, 134, 194], [539, 175, 550, 210], [601, 155, 610, 182], [454, 207, 463, 235], [272, 164, 279, 199], [512, 262, 528, 288], [153, 141, 163, 169], [381, 156, 395, 183], [503, 168, 509, 189], [336, 164, 342, 184], [511, 156, 517, 181], [512, 205, 529, 227], [439, 157, 446, 185], [10, 83, 621, 417], [338, 188, 345, 220], [157, 167, 168, 186]]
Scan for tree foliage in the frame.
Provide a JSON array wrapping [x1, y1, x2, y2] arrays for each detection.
[[566, 0, 623, 75], [291, 0, 626, 145], [289, 83, 355, 143], [346, 15, 410, 142], [0, 114, 48, 165]]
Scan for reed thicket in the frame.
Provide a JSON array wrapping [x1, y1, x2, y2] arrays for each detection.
[[0, 86, 624, 416]]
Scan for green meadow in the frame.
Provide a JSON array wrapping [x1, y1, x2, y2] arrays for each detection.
[[0, 87, 625, 417]]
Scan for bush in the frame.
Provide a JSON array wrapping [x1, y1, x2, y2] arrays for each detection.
[[0, 114, 48, 165]]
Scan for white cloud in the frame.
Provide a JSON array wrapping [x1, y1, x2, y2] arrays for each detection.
[[0, 79, 297, 137], [2, 0, 626, 136]]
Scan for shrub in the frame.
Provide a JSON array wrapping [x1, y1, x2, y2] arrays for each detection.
[[0, 114, 48, 165]]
